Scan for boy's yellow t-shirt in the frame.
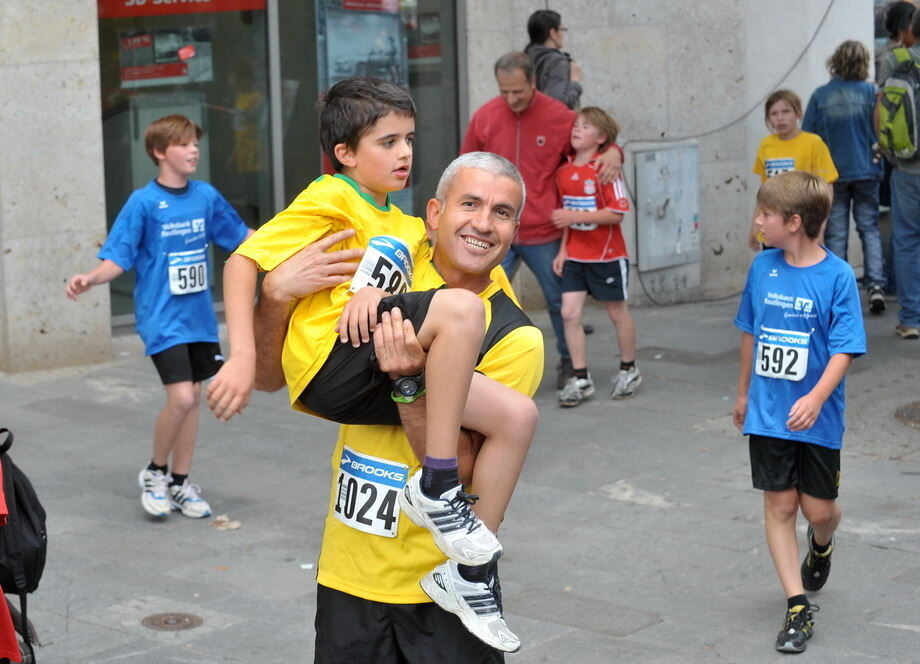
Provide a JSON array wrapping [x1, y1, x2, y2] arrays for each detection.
[[235, 174, 432, 411], [753, 131, 839, 183]]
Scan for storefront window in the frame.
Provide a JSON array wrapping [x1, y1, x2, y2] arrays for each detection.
[[97, 1, 271, 318], [308, 0, 460, 215]]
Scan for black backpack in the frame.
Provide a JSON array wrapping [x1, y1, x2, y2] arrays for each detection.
[[0, 428, 47, 663]]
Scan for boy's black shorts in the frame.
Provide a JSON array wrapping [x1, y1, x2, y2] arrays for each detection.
[[300, 289, 438, 426], [314, 584, 504, 664], [749, 434, 840, 500], [151, 342, 223, 385], [561, 258, 629, 301]]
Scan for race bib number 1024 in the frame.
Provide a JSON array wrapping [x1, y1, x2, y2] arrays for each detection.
[[334, 446, 408, 538]]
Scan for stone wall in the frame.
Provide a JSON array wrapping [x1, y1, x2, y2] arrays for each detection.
[[0, 0, 111, 371]]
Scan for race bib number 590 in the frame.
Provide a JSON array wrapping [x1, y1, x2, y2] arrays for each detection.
[[755, 326, 810, 382], [334, 446, 408, 538], [168, 248, 208, 295]]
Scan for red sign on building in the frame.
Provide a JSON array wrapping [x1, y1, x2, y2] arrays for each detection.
[[99, 0, 266, 19]]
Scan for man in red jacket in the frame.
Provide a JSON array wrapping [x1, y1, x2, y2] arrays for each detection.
[[461, 52, 621, 387]]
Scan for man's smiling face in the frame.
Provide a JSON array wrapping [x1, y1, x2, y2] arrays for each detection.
[[427, 167, 522, 290]]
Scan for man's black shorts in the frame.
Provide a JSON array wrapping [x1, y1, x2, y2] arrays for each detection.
[[561, 258, 629, 301], [150, 342, 223, 385], [749, 434, 840, 500], [314, 584, 504, 664], [300, 290, 438, 426]]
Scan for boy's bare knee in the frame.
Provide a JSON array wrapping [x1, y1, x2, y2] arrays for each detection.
[[802, 499, 839, 529], [166, 386, 198, 414], [764, 490, 799, 520], [434, 288, 485, 327], [508, 394, 539, 438], [561, 305, 580, 323]]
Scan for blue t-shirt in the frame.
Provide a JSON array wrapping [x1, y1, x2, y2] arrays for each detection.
[[802, 77, 882, 182], [734, 249, 866, 449], [99, 180, 250, 355]]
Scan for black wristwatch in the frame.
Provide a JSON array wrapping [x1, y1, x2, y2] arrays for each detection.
[[391, 373, 426, 403]]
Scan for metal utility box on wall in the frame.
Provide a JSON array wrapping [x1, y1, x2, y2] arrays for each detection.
[[630, 141, 700, 272]]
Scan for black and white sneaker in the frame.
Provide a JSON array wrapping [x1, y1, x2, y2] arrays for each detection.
[[868, 285, 886, 315], [400, 470, 501, 566], [421, 560, 521, 653], [775, 603, 818, 653]]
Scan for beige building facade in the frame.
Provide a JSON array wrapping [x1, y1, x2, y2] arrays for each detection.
[[0, 0, 873, 372]]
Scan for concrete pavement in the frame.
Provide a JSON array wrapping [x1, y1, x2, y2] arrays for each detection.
[[1, 294, 919, 663]]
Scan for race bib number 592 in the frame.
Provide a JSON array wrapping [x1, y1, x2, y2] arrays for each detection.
[[334, 446, 408, 538], [755, 326, 810, 382]]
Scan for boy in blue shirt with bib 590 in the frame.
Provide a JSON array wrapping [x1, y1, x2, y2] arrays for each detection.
[[732, 171, 866, 654], [67, 114, 252, 520]]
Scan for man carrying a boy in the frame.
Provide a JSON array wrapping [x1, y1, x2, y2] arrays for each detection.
[[732, 171, 865, 654], [461, 51, 622, 387], [254, 153, 542, 661]]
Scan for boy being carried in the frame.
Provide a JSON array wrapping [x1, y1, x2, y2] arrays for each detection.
[[208, 78, 537, 618], [732, 171, 866, 654], [67, 115, 253, 519], [551, 107, 638, 406]]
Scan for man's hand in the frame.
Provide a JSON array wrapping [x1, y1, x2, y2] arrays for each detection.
[[338, 287, 387, 347], [207, 356, 255, 422], [731, 394, 748, 432], [594, 148, 622, 185], [262, 229, 363, 304], [550, 208, 579, 228], [787, 393, 823, 431], [373, 307, 426, 378]]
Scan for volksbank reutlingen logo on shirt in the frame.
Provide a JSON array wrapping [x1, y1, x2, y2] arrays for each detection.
[[339, 449, 407, 488]]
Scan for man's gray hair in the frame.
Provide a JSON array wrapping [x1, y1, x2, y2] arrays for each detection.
[[494, 51, 534, 82], [435, 152, 526, 221]]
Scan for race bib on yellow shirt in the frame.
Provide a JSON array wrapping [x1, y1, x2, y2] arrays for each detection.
[[168, 248, 208, 295], [334, 446, 408, 538], [349, 235, 413, 295], [755, 326, 810, 381]]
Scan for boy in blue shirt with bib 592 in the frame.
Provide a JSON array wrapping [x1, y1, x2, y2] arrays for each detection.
[[732, 171, 866, 654], [67, 114, 252, 520]]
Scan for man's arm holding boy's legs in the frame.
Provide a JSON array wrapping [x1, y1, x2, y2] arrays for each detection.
[[732, 332, 754, 431], [250, 229, 362, 393]]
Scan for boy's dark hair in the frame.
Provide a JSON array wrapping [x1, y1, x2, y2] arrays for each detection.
[[756, 171, 831, 240], [827, 40, 870, 81], [527, 10, 561, 45], [318, 77, 416, 172], [144, 115, 202, 166], [764, 89, 803, 128], [885, 1, 915, 39], [494, 51, 535, 83], [578, 107, 620, 151]]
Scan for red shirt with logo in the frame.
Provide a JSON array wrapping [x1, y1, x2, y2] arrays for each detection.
[[557, 152, 630, 262], [461, 90, 575, 245]]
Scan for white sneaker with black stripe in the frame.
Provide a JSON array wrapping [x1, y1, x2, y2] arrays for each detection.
[[168, 480, 212, 519], [421, 560, 521, 653], [399, 470, 501, 566], [138, 468, 170, 517]]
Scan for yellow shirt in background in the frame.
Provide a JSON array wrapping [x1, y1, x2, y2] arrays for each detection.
[[753, 131, 839, 183]]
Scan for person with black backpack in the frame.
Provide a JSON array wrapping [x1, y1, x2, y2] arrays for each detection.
[[0, 428, 46, 663], [876, 8, 920, 340]]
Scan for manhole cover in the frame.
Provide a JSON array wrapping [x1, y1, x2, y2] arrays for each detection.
[[895, 402, 920, 430], [141, 612, 203, 632]]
